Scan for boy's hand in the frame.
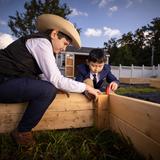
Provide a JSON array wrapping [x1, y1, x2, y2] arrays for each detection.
[[110, 82, 118, 91]]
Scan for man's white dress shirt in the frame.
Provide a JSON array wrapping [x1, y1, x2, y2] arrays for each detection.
[[26, 38, 86, 93]]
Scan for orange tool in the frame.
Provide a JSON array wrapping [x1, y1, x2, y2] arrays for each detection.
[[106, 84, 111, 95]]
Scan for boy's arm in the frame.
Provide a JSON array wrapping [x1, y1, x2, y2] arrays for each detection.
[[105, 65, 119, 84], [75, 65, 85, 82], [106, 70, 119, 84], [106, 71, 119, 91], [105, 65, 119, 91]]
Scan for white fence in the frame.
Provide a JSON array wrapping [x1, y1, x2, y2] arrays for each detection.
[[111, 64, 160, 79]]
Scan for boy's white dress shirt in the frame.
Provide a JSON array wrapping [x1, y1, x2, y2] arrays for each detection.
[[90, 72, 99, 82]]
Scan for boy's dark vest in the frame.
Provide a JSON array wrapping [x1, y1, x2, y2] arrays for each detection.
[[0, 33, 52, 79]]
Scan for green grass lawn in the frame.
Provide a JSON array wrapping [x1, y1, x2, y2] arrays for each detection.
[[0, 128, 145, 160]]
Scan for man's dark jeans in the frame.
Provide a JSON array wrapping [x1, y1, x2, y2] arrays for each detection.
[[0, 76, 57, 132]]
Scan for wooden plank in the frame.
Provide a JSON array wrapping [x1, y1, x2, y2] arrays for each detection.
[[0, 93, 93, 133], [95, 95, 109, 129], [34, 110, 94, 131], [150, 79, 160, 88], [0, 93, 93, 114], [130, 78, 150, 84], [50, 93, 93, 111], [0, 113, 23, 133], [0, 103, 27, 114], [0, 110, 94, 133], [119, 77, 130, 84], [110, 114, 160, 160], [109, 93, 160, 144], [119, 77, 151, 84]]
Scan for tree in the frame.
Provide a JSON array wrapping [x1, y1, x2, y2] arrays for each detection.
[[104, 38, 119, 65], [8, 0, 72, 37], [103, 17, 160, 66], [147, 17, 160, 65]]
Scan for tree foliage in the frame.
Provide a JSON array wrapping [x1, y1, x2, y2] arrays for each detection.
[[8, 0, 72, 37], [104, 17, 160, 66]]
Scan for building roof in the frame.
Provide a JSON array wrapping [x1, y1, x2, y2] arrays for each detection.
[[66, 46, 102, 53]]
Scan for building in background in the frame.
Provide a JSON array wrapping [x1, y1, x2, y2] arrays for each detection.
[[56, 46, 96, 78]]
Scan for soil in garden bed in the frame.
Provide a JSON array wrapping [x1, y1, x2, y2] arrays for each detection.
[[0, 127, 145, 160], [123, 92, 160, 104], [117, 84, 160, 104]]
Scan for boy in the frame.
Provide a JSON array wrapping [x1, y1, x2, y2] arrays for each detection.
[[0, 14, 101, 146], [76, 49, 119, 92]]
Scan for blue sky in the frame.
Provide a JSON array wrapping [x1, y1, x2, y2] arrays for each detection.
[[0, 0, 160, 48]]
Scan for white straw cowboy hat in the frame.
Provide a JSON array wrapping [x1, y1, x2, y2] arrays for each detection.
[[36, 14, 81, 48]]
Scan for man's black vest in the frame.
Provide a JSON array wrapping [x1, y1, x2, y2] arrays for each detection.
[[0, 33, 52, 79]]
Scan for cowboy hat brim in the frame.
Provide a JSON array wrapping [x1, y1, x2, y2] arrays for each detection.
[[36, 14, 81, 48]]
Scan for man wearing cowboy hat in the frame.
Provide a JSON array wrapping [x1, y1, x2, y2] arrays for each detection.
[[0, 14, 101, 146]]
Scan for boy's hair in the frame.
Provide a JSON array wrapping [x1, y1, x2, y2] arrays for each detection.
[[57, 31, 72, 42], [88, 49, 107, 63], [45, 29, 72, 42]]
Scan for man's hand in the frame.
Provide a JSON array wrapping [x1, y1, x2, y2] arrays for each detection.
[[85, 84, 102, 100]]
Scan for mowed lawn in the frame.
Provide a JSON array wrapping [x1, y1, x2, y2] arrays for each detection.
[[0, 127, 145, 160]]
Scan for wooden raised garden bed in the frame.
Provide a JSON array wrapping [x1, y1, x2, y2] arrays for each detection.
[[0, 93, 160, 160]]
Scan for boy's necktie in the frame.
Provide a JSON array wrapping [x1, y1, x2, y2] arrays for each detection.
[[93, 74, 97, 88]]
